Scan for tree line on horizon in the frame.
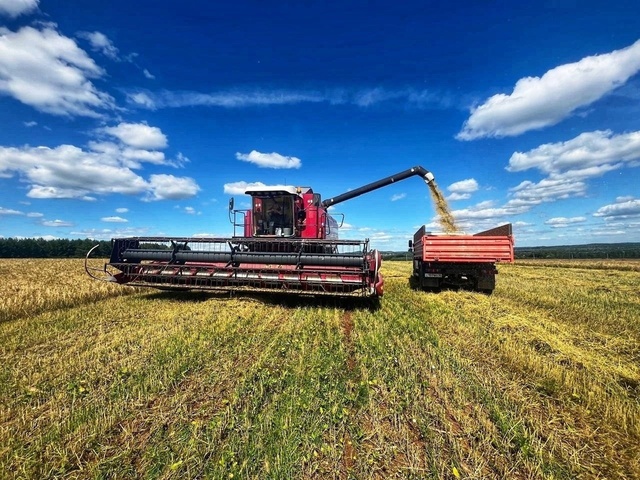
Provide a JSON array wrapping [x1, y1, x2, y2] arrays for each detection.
[[0, 238, 112, 258]]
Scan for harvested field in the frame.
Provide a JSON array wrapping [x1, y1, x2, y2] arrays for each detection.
[[1, 258, 639, 479]]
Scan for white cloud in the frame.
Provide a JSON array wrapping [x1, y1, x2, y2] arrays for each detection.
[[77, 31, 119, 60], [101, 216, 128, 223], [126, 87, 459, 110], [0, 143, 200, 201], [0, 0, 38, 18], [121, 148, 166, 165], [544, 216, 587, 228], [0, 206, 22, 215], [508, 177, 587, 205], [593, 198, 640, 218], [458, 39, 640, 139], [503, 130, 640, 208], [390, 193, 406, 201], [446, 178, 478, 200], [184, 206, 196, 215], [146, 174, 200, 201], [508, 130, 640, 174], [446, 192, 471, 201], [128, 92, 156, 109], [448, 178, 478, 193], [143, 69, 155, 79], [71, 226, 148, 240], [0, 26, 114, 117], [99, 122, 168, 149], [451, 200, 529, 222], [128, 89, 328, 109], [115, 207, 128, 213], [42, 219, 73, 227], [235, 150, 301, 169], [223, 181, 291, 195], [23, 120, 37, 127], [26, 211, 43, 217]]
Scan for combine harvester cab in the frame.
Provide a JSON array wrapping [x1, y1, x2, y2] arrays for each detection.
[[410, 223, 514, 294], [87, 166, 437, 299]]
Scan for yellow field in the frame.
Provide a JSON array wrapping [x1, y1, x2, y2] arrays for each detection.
[[1, 258, 638, 479]]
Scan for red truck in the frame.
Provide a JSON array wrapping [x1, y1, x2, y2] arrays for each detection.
[[409, 224, 514, 294]]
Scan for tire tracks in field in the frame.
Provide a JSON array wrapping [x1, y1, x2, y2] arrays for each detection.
[[340, 311, 357, 477]]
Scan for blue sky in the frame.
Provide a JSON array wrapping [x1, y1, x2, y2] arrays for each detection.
[[1, 0, 639, 249]]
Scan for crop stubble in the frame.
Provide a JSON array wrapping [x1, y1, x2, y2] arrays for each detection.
[[1, 258, 639, 479]]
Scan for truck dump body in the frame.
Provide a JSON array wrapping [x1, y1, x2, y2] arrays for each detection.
[[413, 226, 514, 263], [411, 224, 514, 293]]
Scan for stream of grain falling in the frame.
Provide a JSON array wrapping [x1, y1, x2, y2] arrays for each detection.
[[428, 181, 459, 233]]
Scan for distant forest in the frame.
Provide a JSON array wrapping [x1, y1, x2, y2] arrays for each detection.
[[0, 238, 112, 258], [0, 237, 639, 259], [514, 243, 640, 259]]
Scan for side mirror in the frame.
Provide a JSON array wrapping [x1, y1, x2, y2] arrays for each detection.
[[312, 193, 321, 207], [408, 240, 413, 251], [228, 198, 234, 211]]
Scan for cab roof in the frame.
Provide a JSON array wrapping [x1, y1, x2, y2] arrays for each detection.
[[244, 185, 312, 196]]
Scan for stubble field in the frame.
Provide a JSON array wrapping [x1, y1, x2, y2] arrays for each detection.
[[1, 258, 639, 479]]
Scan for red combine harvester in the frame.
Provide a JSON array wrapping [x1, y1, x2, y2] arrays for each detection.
[[409, 223, 514, 294], [86, 166, 436, 298]]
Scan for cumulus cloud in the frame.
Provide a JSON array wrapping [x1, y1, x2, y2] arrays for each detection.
[[451, 200, 529, 222], [508, 177, 588, 206], [448, 178, 479, 193], [504, 130, 640, 207], [99, 122, 168, 149], [42, 219, 73, 227], [128, 92, 155, 108], [101, 216, 128, 223], [593, 198, 640, 218], [0, 0, 38, 18], [458, 40, 640, 139], [447, 192, 471, 201], [71, 226, 148, 240], [446, 178, 478, 200], [235, 150, 301, 169], [146, 174, 200, 201], [223, 181, 291, 195], [0, 143, 199, 201], [115, 207, 128, 213], [544, 216, 587, 228], [77, 31, 119, 60], [0, 25, 114, 117], [508, 130, 640, 174], [0, 206, 23, 215]]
